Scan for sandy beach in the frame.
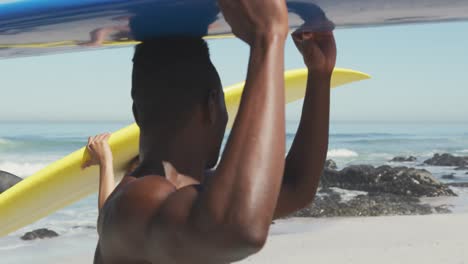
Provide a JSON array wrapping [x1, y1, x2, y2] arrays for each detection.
[[239, 214, 468, 264]]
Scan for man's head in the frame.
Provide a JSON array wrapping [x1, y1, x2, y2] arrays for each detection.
[[132, 37, 227, 169]]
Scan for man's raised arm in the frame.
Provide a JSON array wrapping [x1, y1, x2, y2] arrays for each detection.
[[274, 31, 337, 218]]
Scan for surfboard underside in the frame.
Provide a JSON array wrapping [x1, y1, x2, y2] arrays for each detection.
[[1, 0, 468, 58]]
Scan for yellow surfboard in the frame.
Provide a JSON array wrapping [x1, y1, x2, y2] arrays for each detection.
[[0, 68, 370, 237]]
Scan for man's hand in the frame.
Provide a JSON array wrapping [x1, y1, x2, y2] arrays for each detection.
[[82, 133, 113, 169], [218, 0, 289, 45], [292, 31, 336, 76]]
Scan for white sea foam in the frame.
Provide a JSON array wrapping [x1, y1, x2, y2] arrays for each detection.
[[459, 149, 468, 153], [369, 153, 395, 159], [327, 149, 358, 158], [0, 161, 47, 178], [0, 137, 12, 145], [330, 187, 368, 202]]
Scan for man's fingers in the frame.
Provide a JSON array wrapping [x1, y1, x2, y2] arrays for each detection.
[[317, 32, 336, 62], [291, 32, 304, 54]]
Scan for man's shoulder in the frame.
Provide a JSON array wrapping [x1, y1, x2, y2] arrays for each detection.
[[98, 175, 177, 260], [104, 175, 177, 219], [98, 176, 176, 233]]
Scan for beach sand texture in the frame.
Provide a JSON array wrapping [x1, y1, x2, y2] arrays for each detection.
[[239, 215, 468, 263]]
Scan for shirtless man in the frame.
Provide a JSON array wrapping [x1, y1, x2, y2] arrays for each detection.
[[93, 0, 336, 263]]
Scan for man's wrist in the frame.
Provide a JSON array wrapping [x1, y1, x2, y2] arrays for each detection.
[[307, 69, 332, 84], [251, 32, 287, 51]]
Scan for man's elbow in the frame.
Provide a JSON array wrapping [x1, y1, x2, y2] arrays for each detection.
[[235, 224, 268, 253], [194, 221, 268, 262], [215, 217, 269, 258], [195, 214, 269, 258]]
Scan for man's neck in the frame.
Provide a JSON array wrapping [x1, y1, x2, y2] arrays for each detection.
[[137, 129, 207, 182], [136, 148, 206, 182], [131, 157, 203, 189]]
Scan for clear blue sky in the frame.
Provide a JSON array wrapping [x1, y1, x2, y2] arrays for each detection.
[[0, 21, 467, 122]]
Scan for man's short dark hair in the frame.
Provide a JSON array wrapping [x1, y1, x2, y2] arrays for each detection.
[[131, 37, 222, 130]]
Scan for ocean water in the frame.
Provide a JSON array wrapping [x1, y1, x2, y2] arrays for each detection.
[[1, 121, 468, 262]]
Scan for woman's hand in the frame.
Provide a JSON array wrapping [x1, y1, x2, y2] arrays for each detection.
[[292, 31, 336, 77], [82, 133, 113, 169]]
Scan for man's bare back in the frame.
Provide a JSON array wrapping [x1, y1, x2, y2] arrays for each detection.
[[96, 165, 214, 263], [94, 0, 336, 263]]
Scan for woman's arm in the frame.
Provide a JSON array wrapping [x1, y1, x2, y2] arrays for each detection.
[[82, 133, 115, 210]]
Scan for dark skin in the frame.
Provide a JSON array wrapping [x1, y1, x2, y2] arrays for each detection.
[[94, 0, 336, 263]]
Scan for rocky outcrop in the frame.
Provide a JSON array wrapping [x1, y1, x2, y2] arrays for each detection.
[[390, 156, 417, 162], [21, 228, 59, 240], [286, 160, 462, 218], [292, 188, 450, 218], [455, 166, 468, 171], [0, 170, 22, 194], [320, 165, 455, 197], [324, 159, 337, 170], [424, 153, 468, 167]]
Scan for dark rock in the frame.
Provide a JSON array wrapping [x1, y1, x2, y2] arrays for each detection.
[[324, 159, 338, 170], [390, 156, 417, 162], [446, 182, 468, 188], [72, 225, 96, 230], [455, 166, 468, 171], [423, 153, 468, 167], [442, 174, 456, 180], [291, 188, 443, 218], [433, 205, 452, 214], [0, 170, 22, 194], [21, 228, 59, 240], [321, 165, 456, 197]]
